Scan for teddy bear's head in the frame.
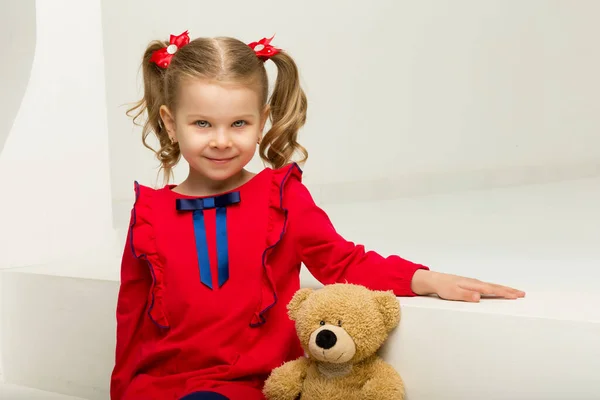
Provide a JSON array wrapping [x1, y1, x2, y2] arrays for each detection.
[[287, 283, 400, 365]]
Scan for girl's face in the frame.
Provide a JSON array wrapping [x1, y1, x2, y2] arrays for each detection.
[[160, 78, 268, 185]]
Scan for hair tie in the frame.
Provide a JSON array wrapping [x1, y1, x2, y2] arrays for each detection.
[[248, 35, 280, 61], [150, 31, 190, 69]]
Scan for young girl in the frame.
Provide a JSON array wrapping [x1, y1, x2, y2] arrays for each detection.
[[110, 31, 525, 400]]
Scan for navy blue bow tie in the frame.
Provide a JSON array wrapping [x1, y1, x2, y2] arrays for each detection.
[[176, 192, 241, 289]]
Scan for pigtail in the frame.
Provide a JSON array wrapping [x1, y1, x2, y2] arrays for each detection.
[[127, 40, 181, 183], [260, 51, 308, 169]]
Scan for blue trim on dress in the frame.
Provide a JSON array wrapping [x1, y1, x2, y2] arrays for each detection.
[[250, 163, 303, 327], [129, 181, 169, 329]]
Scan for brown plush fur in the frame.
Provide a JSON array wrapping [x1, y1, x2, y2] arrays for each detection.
[[263, 284, 405, 400]]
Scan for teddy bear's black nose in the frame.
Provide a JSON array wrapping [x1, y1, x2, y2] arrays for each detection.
[[316, 329, 337, 350]]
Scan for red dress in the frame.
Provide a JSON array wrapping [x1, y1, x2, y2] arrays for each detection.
[[110, 163, 428, 400]]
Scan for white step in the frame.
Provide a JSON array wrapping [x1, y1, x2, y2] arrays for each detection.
[[386, 292, 600, 399], [2, 177, 599, 399], [0, 383, 87, 399], [0, 270, 117, 400]]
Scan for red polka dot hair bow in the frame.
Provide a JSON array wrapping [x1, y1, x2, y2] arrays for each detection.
[[150, 31, 190, 69], [248, 35, 281, 61]]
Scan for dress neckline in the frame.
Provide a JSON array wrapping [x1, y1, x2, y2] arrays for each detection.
[[164, 168, 271, 199]]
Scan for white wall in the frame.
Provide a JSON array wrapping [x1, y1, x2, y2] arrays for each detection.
[[0, 0, 36, 381], [102, 0, 600, 228], [0, 0, 115, 269], [0, 0, 36, 155]]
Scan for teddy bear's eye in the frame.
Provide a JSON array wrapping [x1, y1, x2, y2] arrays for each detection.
[[337, 320, 342, 327], [319, 321, 325, 326]]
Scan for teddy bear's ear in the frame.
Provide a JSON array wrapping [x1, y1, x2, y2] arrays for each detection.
[[372, 290, 401, 332], [287, 288, 313, 321]]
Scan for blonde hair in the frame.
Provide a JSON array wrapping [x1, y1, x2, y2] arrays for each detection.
[[127, 35, 308, 182]]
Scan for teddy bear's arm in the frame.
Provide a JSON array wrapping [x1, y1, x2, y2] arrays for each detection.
[[361, 359, 405, 400], [263, 357, 311, 400]]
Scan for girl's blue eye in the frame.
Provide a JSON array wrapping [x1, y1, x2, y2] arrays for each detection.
[[233, 120, 246, 128], [196, 120, 210, 128]]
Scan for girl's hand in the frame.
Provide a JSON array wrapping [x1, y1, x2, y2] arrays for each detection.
[[411, 269, 525, 302]]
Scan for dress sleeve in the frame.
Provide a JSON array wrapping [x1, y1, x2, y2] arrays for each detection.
[[286, 178, 429, 296], [110, 228, 151, 400], [110, 182, 168, 399]]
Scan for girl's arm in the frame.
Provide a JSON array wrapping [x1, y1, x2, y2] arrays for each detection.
[[110, 231, 151, 400], [287, 180, 525, 301]]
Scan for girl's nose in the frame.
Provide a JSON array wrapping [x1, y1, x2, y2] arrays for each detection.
[[209, 129, 232, 149]]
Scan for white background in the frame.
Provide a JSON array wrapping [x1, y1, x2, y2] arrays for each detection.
[[102, 0, 600, 225], [1, 0, 599, 391]]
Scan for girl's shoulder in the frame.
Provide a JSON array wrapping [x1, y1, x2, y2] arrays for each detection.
[[265, 162, 305, 202]]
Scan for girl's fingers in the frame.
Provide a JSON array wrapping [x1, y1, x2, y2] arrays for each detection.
[[460, 280, 523, 299], [486, 283, 525, 298], [432, 272, 525, 303], [442, 287, 481, 302]]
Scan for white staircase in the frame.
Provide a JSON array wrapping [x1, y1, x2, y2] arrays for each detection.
[[2, 176, 600, 399]]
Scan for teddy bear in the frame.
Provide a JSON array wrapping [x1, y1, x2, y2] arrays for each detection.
[[263, 283, 405, 400]]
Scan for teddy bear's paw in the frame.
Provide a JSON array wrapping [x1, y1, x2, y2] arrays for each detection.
[[361, 378, 405, 400], [263, 359, 309, 400], [263, 379, 301, 400]]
